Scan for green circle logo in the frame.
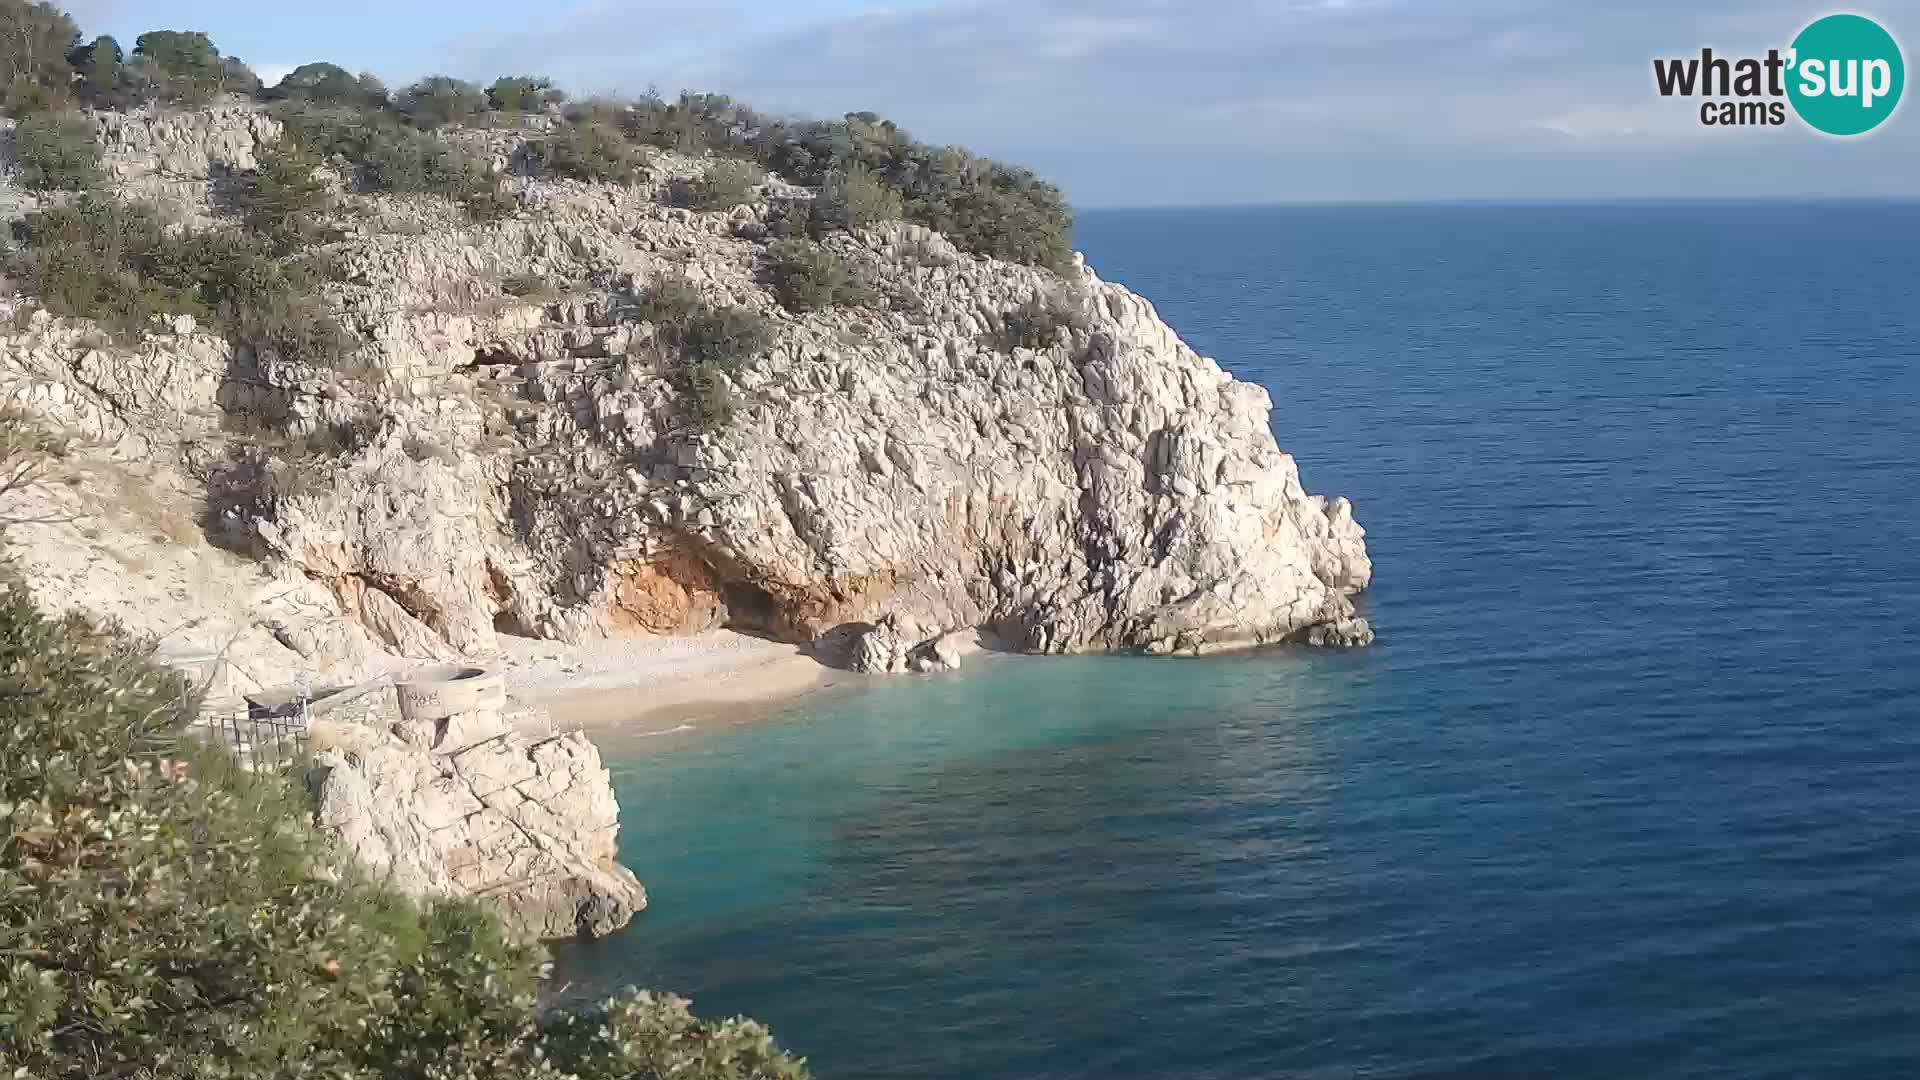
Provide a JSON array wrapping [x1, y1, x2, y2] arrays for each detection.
[[1787, 14, 1905, 135]]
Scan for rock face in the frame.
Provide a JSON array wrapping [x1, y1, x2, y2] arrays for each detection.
[[0, 105, 1373, 690], [667, 248, 1374, 660], [305, 689, 646, 941], [237, 171, 1373, 669]]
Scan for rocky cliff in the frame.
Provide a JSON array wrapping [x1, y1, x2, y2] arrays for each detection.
[[2, 106, 1370, 680]]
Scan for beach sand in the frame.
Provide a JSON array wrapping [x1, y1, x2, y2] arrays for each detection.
[[499, 630, 855, 743]]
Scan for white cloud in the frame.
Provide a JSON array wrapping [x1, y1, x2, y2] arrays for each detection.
[[1037, 14, 1163, 59], [443, 0, 1920, 203], [1536, 103, 1712, 141]]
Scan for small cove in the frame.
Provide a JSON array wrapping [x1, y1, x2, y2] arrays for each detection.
[[556, 202, 1920, 1079]]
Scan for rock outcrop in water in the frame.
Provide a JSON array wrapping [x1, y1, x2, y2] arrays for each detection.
[[303, 676, 646, 941]]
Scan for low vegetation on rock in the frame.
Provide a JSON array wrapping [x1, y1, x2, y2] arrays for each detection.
[[2, 4, 1075, 271], [999, 285, 1092, 352], [525, 119, 647, 184], [8, 195, 346, 362], [673, 157, 765, 211], [764, 239, 878, 313], [621, 279, 776, 430], [272, 101, 506, 217], [9, 108, 100, 190], [812, 166, 905, 235], [232, 140, 335, 251]]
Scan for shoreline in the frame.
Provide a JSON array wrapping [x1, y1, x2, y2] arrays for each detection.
[[499, 630, 856, 747]]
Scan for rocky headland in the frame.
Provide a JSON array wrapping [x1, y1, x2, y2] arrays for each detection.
[[0, 103, 1371, 936]]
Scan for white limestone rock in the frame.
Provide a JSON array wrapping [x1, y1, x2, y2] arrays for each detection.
[[306, 723, 646, 941]]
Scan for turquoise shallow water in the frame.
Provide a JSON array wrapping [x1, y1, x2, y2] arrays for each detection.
[[556, 203, 1920, 1079]]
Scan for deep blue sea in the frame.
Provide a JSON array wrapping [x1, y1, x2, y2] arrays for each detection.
[[556, 203, 1920, 1079]]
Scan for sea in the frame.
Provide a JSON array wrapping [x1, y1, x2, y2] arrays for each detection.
[[552, 202, 1920, 1079]]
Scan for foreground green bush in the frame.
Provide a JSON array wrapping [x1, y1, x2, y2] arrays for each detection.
[[11, 109, 100, 191], [0, 585, 810, 1079]]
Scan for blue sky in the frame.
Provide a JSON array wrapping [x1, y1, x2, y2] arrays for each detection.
[[63, 0, 1920, 207]]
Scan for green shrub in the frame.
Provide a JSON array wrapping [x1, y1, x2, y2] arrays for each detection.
[[0, 406, 69, 524], [912, 162, 1075, 273], [11, 197, 348, 364], [624, 277, 775, 369], [68, 33, 130, 108], [620, 91, 745, 154], [397, 75, 485, 130], [274, 103, 505, 218], [621, 95, 1074, 269], [542, 990, 809, 1080], [358, 124, 489, 201], [11, 109, 100, 191], [621, 278, 775, 430], [1000, 285, 1090, 351], [487, 75, 563, 114], [10, 199, 203, 335], [675, 158, 764, 210], [764, 238, 877, 313], [813, 165, 902, 233], [234, 140, 334, 251], [0, 587, 810, 1080], [267, 62, 387, 109], [0, 0, 80, 114], [128, 29, 228, 106], [766, 197, 814, 240], [220, 55, 262, 98], [526, 120, 644, 183], [2, 72, 67, 117]]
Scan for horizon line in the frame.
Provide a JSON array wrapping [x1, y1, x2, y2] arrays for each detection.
[[1073, 193, 1920, 213]]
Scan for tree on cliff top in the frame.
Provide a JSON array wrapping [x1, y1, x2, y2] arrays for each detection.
[[0, 582, 810, 1079], [129, 29, 230, 105], [268, 61, 388, 109], [68, 33, 127, 107], [488, 74, 564, 114], [0, 0, 79, 114], [397, 74, 486, 129]]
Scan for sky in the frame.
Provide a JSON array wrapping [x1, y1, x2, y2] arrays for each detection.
[[62, 0, 1920, 207]]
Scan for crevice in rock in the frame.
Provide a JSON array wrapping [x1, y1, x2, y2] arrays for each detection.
[[463, 344, 520, 370]]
